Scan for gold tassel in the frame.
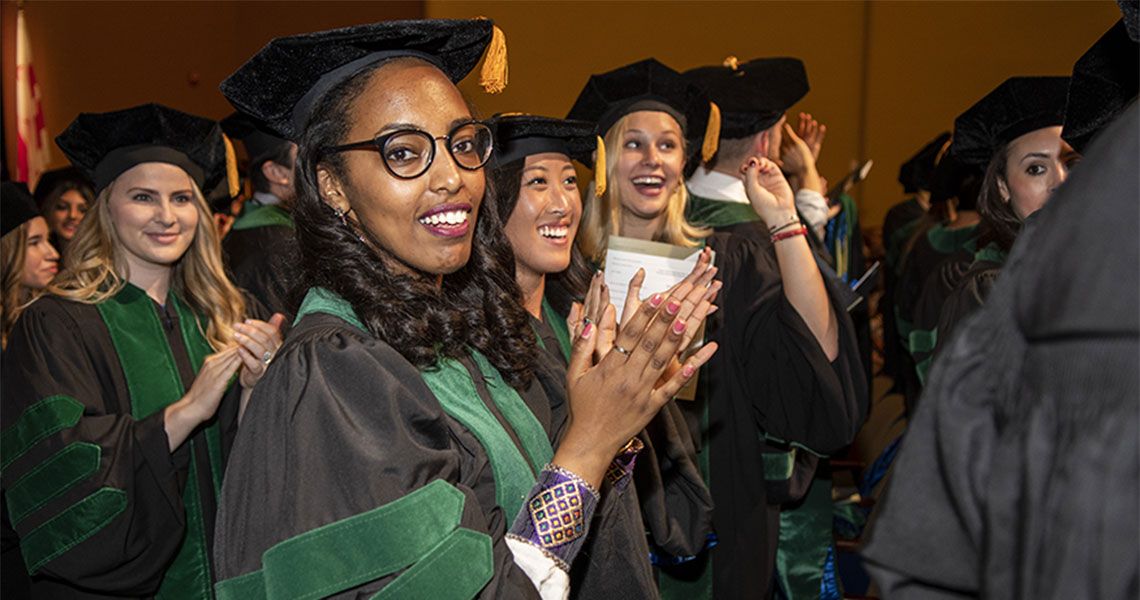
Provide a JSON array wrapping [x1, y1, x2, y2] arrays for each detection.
[[594, 135, 607, 197], [223, 134, 240, 198], [722, 55, 740, 70], [477, 18, 508, 94], [701, 102, 721, 164]]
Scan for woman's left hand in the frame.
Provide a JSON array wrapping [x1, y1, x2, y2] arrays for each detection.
[[234, 313, 287, 388]]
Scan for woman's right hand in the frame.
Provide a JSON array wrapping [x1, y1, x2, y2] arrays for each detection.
[[163, 346, 244, 451], [553, 280, 720, 488]]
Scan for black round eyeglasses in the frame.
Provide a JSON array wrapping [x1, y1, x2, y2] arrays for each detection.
[[324, 121, 494, 180]]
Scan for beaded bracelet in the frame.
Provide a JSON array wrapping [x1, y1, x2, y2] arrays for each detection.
[[508, 465, 600, 570], [771, 226, 808, 243], [769, 219, 803, 235]]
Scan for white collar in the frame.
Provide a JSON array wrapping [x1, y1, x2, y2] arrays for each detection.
[[686, 168, 749, 204], [251, 191, 282, 207]]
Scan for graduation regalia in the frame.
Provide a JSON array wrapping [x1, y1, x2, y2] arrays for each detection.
[[862, 100, 1139, 600], [0, 103, 250, 599]]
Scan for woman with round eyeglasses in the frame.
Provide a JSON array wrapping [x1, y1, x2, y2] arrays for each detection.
[[214, 20, 717, 598], [0, 104, 284, 598]]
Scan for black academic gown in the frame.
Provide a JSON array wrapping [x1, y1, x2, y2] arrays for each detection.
[[881, 198, 926, 383], [0, 290, 255, 599], [697, 224, 868, 599], [861, 103, 1139, 599], [222, 202, 299, 321], [906, 249, 974, 389], [932, 243, 1008, 358]]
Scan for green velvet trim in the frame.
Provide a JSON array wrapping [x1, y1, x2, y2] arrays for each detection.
[[926, 223, 978, 255], [231, 203, 294, 231], [294, 287, 365, 330], [685, 192, 761, 229], [762, 449, 797, 482], [370, 528, 493, 600], [774, 477, 835, 600], [908, 328, 938, 355], [214, 480, 486, 600], [974, 241, 1008, 266], [21, 487, 127, 574], [421, 352, 549, 518], [540, 297, 572, 362], [895, 306, 914, 341], [7, 442, 100, 525], [96, 284, 220, 598], [915, 355, 934, 386], [294, 287, 554, 519], [1, 395, 83, 472]]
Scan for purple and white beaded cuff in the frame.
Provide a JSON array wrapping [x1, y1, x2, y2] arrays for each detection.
[[605, 437, 645, 492], [508, 464, 600, 571]]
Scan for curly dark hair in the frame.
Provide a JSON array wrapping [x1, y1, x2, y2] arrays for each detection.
[[976, 144, 1021, 252], [291, 60, 536, 389], [488, 159, 594, 317]]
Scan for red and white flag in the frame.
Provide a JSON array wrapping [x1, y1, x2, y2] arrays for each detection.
[[16, 7, 50, 188]]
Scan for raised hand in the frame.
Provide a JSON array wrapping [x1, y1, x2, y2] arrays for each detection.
[[796, 112, 827, 161], [742, 156, 798, 226], [164, 347, 244, 450]]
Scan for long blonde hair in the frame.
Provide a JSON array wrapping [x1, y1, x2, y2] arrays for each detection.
[[49, 174, 246, 350], [577, 113, 709, 262], [1, 223, 40, 348]]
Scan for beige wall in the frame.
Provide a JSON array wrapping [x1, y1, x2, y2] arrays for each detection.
[[427, 0, 1120, 226], [3, 0, 1121, 226]]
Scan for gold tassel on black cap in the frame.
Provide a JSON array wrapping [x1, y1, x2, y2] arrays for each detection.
[[223, 134, 240, 198], [477, 17, 508, 94], [702, 102, 721, 164], [594, 135, 607, 197], [722, 55, 740, 70]]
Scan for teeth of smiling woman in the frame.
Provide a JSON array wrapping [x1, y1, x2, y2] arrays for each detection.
[[539, 226, 568, 239], [632, 176, 664, 185], [419, 210, 468, 226]]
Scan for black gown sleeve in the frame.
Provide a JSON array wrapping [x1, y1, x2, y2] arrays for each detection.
[[223, 225, 300, 321], [0, 298, 185, 595], [716, 234, 868, 455], [213, 315, 540, 599]]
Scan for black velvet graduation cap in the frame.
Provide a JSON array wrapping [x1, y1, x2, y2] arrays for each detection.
[[566, 58, 720, 166], [898, 132, 951, 194], [929, 151, 984, 211], [221, 19, 506, 142], [683, 56, 809, 139], [221, 112, 291, 165], [2, 181, 41, 238], [489, 115, 598, 166], [55, 104, 236, 197], [1062, 20, 1139, 153], [950, 76, 1069, 167], [32, 166, 92, 211]]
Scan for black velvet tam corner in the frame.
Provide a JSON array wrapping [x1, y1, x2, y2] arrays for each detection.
[[1062, 20, 1140, 153], [1, 180, 40, 238], [897, 131, 951, 194], [488, 114, 598, 167], [221, 19, 494, 142], [221, 112, 291, 165], [566, 58, 711, 165], [55, 103, 228, 194], [684, 57, 809, 139], [950, 76, 1069, 167]]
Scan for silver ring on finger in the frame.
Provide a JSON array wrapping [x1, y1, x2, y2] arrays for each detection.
[[261, 350, 274, 365], [613, 344, 632, 356]]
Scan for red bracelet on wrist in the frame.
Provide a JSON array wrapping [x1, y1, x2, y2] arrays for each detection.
[[770, 226, 807, 243]]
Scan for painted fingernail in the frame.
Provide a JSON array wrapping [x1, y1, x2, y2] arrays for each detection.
[[581, 323, 594, 339], [672, 319, 687, 335], [649, 294, 664, 308], [665, 301, 681, 315], [682, 364, 696, 378]]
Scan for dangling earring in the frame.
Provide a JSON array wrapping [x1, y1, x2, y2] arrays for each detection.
[[332, 205, 348, 226]]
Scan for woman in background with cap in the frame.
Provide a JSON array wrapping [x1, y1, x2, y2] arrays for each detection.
[[487, 114, 717, 598], [0, 104, 284, 599], [568, 58, 866, 600], [1, 181, 60, 349], [933, 76, 1078, 351], [214, 19, 715, 599]]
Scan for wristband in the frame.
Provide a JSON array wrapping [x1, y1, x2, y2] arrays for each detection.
[[508, 464, 600, 571], [771, 226, 808, 243], [769, 219, 802, 235]]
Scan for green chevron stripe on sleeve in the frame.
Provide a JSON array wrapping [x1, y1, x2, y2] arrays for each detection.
[[21, 487, 127, 574], [6, 442, 101, 525], [1, 395, 84, 472]]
